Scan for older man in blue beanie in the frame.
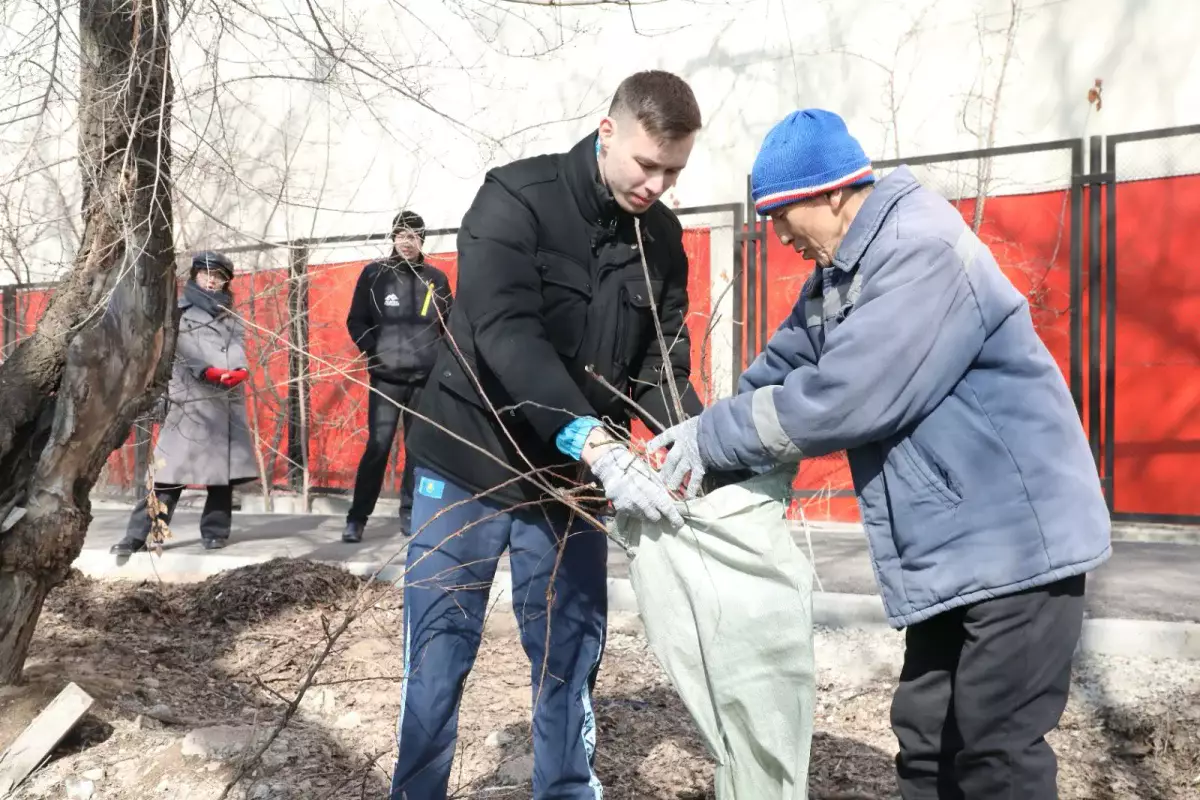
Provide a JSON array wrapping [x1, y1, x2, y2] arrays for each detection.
[[648, 109, 1111, 799]]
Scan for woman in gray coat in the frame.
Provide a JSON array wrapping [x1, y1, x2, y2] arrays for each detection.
[[111, 251, 259, 554]]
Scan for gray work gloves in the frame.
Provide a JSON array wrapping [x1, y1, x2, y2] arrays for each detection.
[[590, 445, 685, 529], [647, 416, 707, 500]]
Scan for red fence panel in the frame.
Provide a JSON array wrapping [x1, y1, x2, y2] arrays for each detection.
[[304, 251, 460, 493], [1111, 173, 1200, 516], [234, 268, 293, 488]]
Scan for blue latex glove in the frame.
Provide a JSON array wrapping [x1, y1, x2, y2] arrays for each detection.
[[647, 416, 707, 500]]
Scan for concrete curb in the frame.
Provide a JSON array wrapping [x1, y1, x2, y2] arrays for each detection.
[[1077, 617, 1200, 660], [87, 494, 1200, 547], [71, 546, 1200, 662], [89, 493, 398, 518]]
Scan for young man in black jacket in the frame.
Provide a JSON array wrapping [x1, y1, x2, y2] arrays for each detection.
[[343, 210, 452, 542], [390, 72, 704, 799]]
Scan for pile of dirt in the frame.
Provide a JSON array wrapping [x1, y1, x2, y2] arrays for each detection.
[[188, 558, 367, 623], [45, 559, 370, 630], [6, 562, 1199, 799]]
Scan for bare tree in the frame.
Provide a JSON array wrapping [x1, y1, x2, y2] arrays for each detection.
[[0, 0, 693, 686], [0, 0, 176, 681], [963, 0, 1023, 233]]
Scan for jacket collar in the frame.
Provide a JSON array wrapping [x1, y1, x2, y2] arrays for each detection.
[[564, 131, 621, 230], [832, 165, 921, 271], [385, 252, 425, 270]]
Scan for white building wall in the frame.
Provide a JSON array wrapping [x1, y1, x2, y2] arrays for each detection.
[[2, 0, 1199, 284]]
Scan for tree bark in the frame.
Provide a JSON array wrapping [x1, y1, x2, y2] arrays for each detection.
[[0, 0, 176, 683]]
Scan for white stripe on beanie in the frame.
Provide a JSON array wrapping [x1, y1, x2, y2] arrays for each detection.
[[754, 164, 874, 211]]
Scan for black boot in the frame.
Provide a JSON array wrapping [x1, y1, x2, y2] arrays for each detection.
[[110, 537, 147, 556], [202, 538, 227, 551], [343, 519, 365, 543], [398, 508, 413, 537]]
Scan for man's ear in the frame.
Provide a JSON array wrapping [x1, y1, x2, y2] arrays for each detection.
[[598, 115, 616, 152]]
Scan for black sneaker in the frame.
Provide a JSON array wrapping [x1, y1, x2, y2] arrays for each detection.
[[398, 508, 413, 536], [202, 538, 227, 550], [342, 520, 365, 544], [110, 537, 147, 556]]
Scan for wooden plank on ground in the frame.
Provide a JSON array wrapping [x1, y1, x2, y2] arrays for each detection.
[[0, 682, 94, 798]]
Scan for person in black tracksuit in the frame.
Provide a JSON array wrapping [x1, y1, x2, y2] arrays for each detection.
[[390, 71, 710, 799], [343, 210, 452, 542]]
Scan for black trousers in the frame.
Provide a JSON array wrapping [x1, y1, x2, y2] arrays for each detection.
[[891, 574, 1086, 800], [347, 376, 422, 523], [126, 483, 234, 543]]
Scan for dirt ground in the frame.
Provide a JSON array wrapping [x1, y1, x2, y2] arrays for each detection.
[[1, 559, 1198, 799]]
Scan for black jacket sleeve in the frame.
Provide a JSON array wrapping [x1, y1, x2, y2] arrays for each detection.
[[346, 264, 378, 354], [632, 222, 705, 433], [457, 173, 598, 444]]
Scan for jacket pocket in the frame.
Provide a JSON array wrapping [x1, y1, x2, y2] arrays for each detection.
[[537, 250, 592, 359], [893, 436, 963, 509], [614, 274, 664, 376]]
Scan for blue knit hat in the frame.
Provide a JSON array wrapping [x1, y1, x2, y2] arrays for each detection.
[[751, 109, 875, 215]]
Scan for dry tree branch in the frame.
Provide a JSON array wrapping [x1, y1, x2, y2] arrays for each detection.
[[633, 216, 685, 422], [211, 220, 707, 792], [585, 365, 665, 433], [229, 308, 609, 532], [216, 481, 583, 799], [972, 0, 1022, 234]]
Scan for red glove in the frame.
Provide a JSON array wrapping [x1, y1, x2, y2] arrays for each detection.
[[203, 367, 249, 388], [203, 366, 229, 385], [222, 368, 249, 388]]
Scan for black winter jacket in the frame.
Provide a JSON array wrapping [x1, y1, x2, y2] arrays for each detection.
[[406, 131, 704, 507], [346, 256, 453, 384]]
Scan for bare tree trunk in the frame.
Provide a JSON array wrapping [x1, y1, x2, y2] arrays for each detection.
[[0, 0, 175, 683]]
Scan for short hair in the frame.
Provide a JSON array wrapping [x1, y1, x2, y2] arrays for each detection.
[[608, 70, 702, 141]]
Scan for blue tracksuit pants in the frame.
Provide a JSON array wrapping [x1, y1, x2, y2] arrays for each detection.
[[389, 468, 609, 799]]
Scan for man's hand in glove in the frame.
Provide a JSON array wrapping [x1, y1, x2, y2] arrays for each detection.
[[582, 431, 684, 529], [647, 416, 708, 500]]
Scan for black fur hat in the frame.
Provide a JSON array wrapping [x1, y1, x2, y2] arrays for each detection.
[[191, 250, 234, 278]]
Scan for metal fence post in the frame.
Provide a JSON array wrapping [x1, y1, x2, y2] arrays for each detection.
[[1103, 137, 1118, 513], [286, 245, 311, 492], [1068, 140, 1085, 419], [1087, 135, 1105, 473], [133, 418, 150, 501], [757, 203, 769, 354], [743, 176, 759, 366], [1, 286, 16, 358], [731, 201, 745, 395]]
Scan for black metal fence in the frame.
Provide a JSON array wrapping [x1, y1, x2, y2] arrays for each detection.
[[0, 206, 746, 501], [5, 126, 1200, 523], [742, 126, 1200, 525]]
